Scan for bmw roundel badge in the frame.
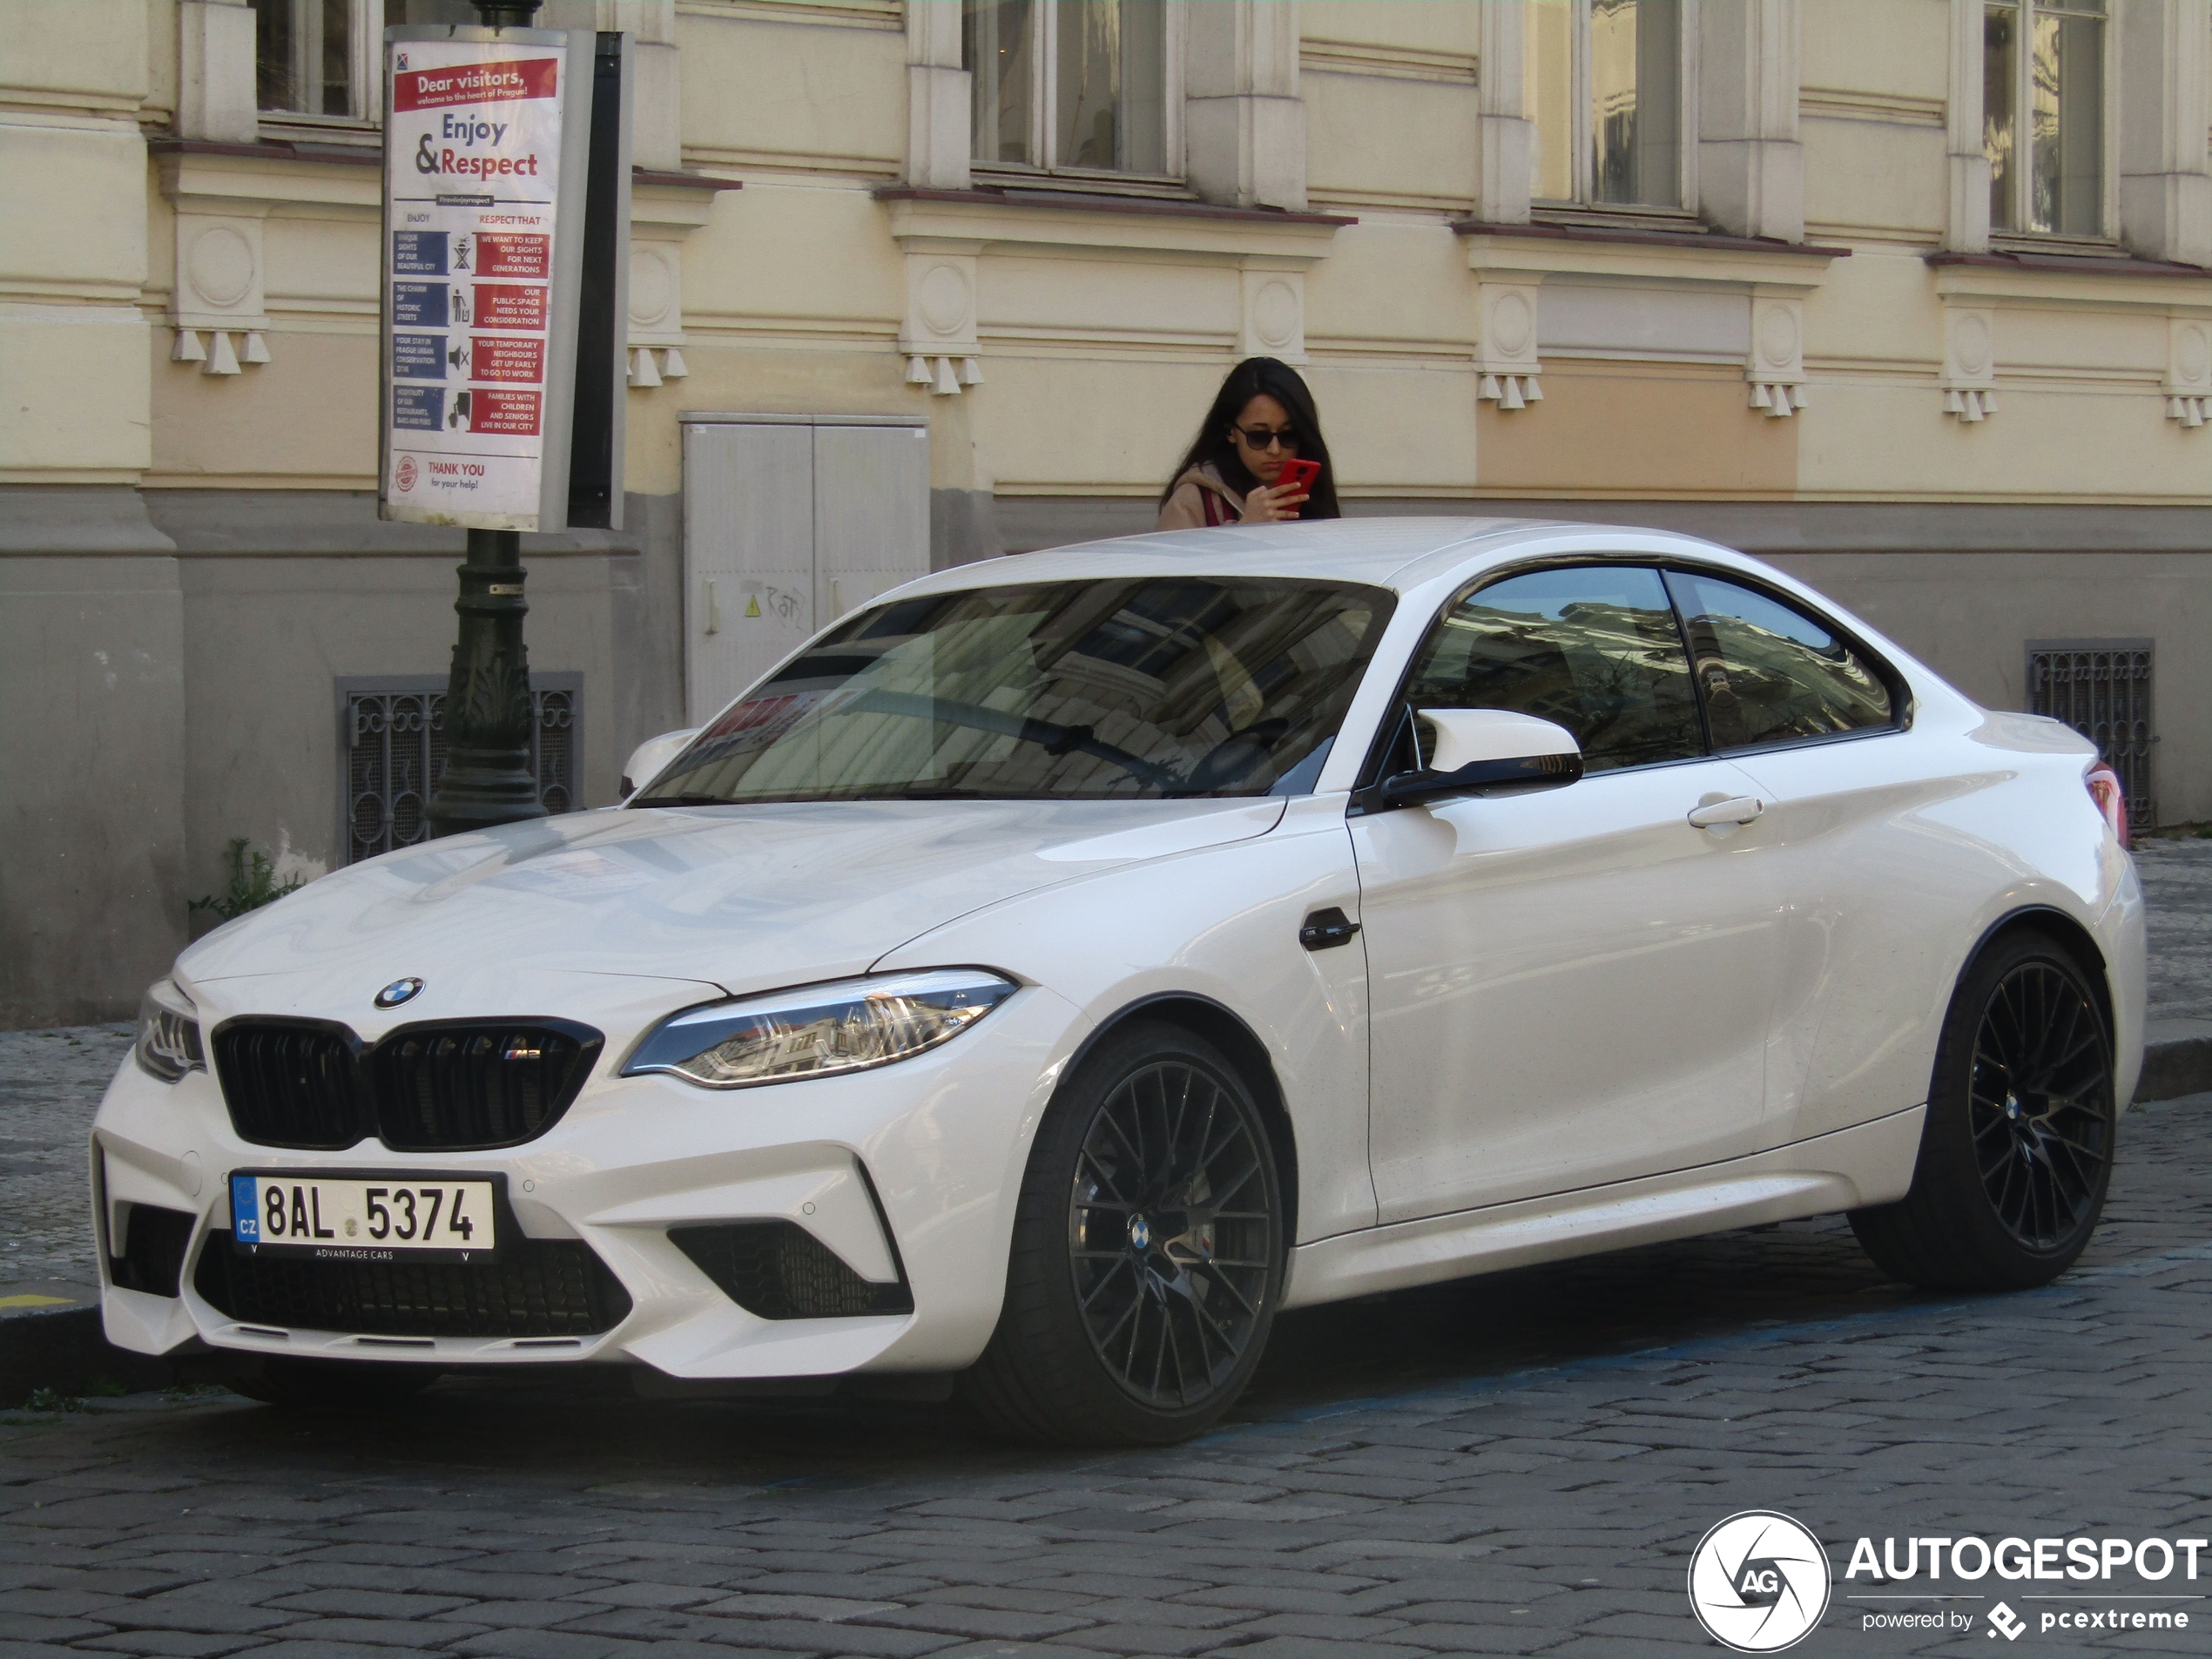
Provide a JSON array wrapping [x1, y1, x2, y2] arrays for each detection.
[[374, 977, 424, 1009]]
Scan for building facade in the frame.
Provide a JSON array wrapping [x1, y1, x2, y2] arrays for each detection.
[[5, 0, 2210, 1026]]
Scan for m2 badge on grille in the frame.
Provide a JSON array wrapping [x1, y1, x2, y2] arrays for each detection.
[[229, 1173, 496, 1261]]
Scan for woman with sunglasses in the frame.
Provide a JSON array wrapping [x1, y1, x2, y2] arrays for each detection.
[[1157, 356, 1343, 530]]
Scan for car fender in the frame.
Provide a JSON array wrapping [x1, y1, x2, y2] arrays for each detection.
[[870, 792, 1377, 1245]]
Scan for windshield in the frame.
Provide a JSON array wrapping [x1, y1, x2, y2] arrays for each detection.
[[636, 577, 1393, 805]]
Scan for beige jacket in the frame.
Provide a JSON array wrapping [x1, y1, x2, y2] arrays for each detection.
[[1156, 462, 1246, 531]]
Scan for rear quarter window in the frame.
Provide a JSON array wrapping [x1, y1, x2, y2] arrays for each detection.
[[1664, 570, 1895, 752]]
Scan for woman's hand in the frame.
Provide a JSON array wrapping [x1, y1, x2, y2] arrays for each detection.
[[1238, 481, 1310, 523]]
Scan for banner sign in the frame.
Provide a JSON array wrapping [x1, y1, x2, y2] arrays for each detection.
[[380, 28, 595, 532]]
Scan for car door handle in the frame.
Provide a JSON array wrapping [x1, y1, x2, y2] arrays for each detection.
[[1300, 907, 1361, 951], [1687, 796, 1765, 829]]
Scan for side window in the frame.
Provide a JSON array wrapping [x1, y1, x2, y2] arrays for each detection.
[[1663, 570, 1894, 752], [1404, 565, 1703, 774]]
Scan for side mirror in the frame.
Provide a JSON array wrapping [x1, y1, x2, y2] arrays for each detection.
[[621, 728, 699, 799], [1379, 708, 1582, 808]]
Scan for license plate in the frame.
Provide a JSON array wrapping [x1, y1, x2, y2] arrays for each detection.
[[229, 1173, 496, 1261]]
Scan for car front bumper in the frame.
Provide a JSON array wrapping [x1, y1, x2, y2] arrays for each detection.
[[92, 983, 1079, 1379]]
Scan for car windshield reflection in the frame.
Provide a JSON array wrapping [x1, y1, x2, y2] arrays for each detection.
[[634, 577, 1393, 805]]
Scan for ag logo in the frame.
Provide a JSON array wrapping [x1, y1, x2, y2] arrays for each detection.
[[1687, 1511, 1831, 1652]]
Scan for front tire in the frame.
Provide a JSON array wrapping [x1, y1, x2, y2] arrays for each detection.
[[1851, 929, 2115, 1291], [961, 1021, 1286, 1446]]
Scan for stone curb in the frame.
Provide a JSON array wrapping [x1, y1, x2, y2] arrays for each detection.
[[0, 1301, 170, 1407], [3, 1033, 2207, 1408], [2138, 1021, 2212, 1106]]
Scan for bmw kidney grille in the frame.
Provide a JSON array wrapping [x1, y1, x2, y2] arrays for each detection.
[[210, 1018, 603, 1152]]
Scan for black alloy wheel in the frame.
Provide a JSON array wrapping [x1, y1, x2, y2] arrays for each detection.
[[1966, 960, 2113, 1251], [960, 1021, 1285, 1445], [1067, 1056, 1276, 1410], [1851, 929, 2115, 1291]]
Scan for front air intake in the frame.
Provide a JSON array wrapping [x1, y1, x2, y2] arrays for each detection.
[[212, 1018, 602, 1153], [671, 1222, 914, 1320], [193, 1230, 631, 1338], [110, 1204, 197, 1298]]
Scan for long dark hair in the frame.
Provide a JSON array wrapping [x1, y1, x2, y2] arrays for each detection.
[[1160, 356, 1341, 520]]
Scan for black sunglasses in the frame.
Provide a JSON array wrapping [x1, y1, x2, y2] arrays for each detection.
[[1234, 426, 1301, 452]]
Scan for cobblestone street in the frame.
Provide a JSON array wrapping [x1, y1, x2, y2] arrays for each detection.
[[2, 1089, 2208, 1656]]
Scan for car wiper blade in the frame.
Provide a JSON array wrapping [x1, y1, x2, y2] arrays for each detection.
[[630, 793, 731, 807]]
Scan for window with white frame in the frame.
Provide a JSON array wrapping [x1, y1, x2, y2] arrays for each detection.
[[254, 0, 472, 125], [962, 0, 1175, 179], [1524, 0, 1686, 212], [1982, 0, 2107, 239]]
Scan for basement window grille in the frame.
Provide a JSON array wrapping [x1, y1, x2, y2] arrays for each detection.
[[2027, 641, 2155, 832], [340, 672, 580, 865]]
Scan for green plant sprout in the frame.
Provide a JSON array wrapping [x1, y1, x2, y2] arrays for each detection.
[[190, 838, 304, 922]]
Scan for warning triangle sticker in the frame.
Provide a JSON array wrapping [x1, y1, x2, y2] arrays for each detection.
[[745, 595, 761, 617]]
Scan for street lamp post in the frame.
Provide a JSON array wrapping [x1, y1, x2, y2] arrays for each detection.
[[424, 0, 548, 840]]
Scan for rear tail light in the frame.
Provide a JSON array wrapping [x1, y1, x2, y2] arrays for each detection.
[[2086, 761, 2128, 846]]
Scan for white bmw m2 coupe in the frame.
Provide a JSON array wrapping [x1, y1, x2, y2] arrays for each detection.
[[97, 519, 2144, 1443]]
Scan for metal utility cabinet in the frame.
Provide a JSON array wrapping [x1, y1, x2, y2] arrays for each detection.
[[679, 413, 930, 723]]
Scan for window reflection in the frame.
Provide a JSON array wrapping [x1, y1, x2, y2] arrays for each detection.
[[1406, 567, 1702, 773], [1986, 0, 2104, 238], [1525, 0, 1681, 210], [964, 0, 1168, 176], [1663, 571, 1893, 751], [965, 0, 1035, 165], [644, 579, 1392, 805]]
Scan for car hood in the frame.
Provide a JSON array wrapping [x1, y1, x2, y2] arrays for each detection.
[[178, 798, 1288, 1001]]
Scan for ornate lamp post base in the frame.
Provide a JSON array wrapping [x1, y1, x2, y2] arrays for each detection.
[[424, 527, 549, 838]]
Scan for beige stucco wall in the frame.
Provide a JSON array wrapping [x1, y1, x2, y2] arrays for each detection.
[[6, 0, 2203, 508]]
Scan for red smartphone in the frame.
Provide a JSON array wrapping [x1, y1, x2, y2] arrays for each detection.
[[1278, 457, 1321, 496]]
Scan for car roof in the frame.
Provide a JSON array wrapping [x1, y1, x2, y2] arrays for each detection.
[[894, 517, 1765, 597]]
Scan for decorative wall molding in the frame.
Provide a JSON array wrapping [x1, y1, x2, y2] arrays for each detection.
[[899, 246, 983, 396], [1457, 222, 1842, 419], [880, 191, 1350, 396], [626, 172, 737, 392], [1746, 292, 1805, 415], [1929, 256, 2212, 424], [169, 206, 272, 376], [154, 143, 379, 376], [1239, 267, 1306, 363], [2168, 317, 2212, 427], [1473, 278, 1542, 409], [1940, 304, 1998, 421]]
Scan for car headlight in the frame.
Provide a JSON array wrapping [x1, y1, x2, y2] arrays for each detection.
[[624, 968, 1017, 1090], [135, 978, 205, 1083]]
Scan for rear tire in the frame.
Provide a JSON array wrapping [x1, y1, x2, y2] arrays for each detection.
[[221, 1357, 440, 1408], [960, 1021, 1286, 1447], [1851, 929, 2115, 1291]]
